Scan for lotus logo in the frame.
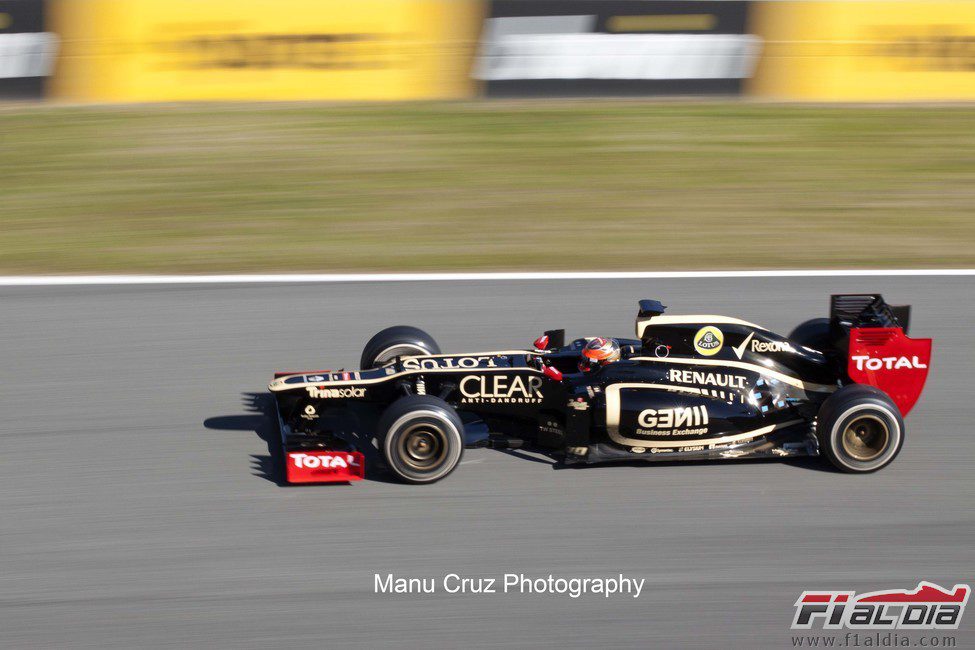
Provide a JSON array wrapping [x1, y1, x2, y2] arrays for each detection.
[[693, 326, 724, 356]]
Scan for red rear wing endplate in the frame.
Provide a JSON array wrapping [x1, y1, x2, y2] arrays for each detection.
[[848, 327, 932, 416]]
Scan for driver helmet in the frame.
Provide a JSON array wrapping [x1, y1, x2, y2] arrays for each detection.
[[579, 337, 621, 372]]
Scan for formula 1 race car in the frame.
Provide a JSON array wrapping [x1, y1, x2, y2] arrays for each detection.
[[269, 294, 931, 484]]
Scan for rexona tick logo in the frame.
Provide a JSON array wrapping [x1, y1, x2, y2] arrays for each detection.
[[792, 581, 970, 630], [733, 332, 795, 360], [693, 327, 723, 356]]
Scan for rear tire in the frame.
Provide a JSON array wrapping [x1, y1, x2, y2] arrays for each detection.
[[377, 395, 464, 484], [360, 326, 440, 370], [816, 384, 904, 473], [788, 318, 831, 353]]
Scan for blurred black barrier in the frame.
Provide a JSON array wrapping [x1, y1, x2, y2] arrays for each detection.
[[474, 0, 759, 97], [0, 0, 56, 99]]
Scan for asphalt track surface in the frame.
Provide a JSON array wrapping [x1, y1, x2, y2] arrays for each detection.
[[1, 277, 972, 649]]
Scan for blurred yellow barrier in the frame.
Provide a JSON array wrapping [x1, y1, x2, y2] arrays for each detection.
[[49, 0, 482, 101], [749, 1, 975, 101]]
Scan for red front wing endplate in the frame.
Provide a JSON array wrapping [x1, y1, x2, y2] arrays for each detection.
[[285, 451, 365, 484]]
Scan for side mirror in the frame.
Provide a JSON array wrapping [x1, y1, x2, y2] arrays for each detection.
[[543, 365, 563, 381], [538, 329, 565, 349]]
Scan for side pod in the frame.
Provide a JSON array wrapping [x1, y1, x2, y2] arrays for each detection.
[[847, 328, 932, 416]]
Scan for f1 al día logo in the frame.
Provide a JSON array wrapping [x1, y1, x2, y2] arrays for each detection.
[[792, 581, 970, 630]]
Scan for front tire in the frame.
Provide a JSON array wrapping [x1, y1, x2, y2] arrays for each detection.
[[816, 384, 904, 473], [377, 395, 464, 484], [360, 325, 440, 370]]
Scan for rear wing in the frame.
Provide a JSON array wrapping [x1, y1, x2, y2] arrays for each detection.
[[830, 294, 910, 334], [831, 294, 931, 416]]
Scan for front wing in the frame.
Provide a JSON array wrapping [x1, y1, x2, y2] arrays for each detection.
[[275, 400, 365, 484]]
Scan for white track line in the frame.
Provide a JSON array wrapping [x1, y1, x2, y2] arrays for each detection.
[[0, 270, 972, 286]]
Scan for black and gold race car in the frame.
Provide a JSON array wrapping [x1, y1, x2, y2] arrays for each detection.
[[269, 295, 931, 484]]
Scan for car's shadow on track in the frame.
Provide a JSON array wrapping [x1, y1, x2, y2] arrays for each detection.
[[781, 457, 840, 474], [553, 455, 838, 473], [493, 447, 559, 465], [203, 392, 402, 486], [203, 393, 286, 485], [486, 447, 838, 474]]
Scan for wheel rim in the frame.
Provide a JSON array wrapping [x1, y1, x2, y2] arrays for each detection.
[[841, 414, 890, 461], [398, 423, 448, 472]]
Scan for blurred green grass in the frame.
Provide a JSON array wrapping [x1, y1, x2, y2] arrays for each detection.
[[1, 102, 973, 273]]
